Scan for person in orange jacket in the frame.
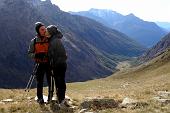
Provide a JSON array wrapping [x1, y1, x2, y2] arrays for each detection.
[[28, 22, 53, 104]]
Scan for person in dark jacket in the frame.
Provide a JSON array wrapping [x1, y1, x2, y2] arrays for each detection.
[[46, 25, 68, 107], [28, 22, 53, 104]]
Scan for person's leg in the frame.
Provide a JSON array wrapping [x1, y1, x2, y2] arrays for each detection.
[[54, 63, 67, 103], [36, 64, 45, 103]]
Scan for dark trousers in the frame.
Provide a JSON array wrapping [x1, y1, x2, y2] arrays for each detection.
[[53, 62, 67, 103], [36, 63, 52, 100]]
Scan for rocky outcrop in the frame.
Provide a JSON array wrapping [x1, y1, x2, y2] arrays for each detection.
[[120, 97, 148, 109], [153, 91, 170, 104]]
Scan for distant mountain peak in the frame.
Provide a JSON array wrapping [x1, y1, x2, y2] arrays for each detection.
[[128, 13, 135, 16], [125, 13, 140, 19], [88, 8, 123, 19], [27, 0, 61, 12], [89, 8, 119, 14], [89, 8, 113, 12]]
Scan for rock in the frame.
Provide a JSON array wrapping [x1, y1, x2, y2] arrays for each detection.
[[78, 109, 94, 113], [121, 83, 130, 88], [0, 101, 5, 104], [120, 97, 148, 109], [65, 95, 74, 105], [27, 97, 31, 100], [1, 99, 13, 102], [70, 105, 78, 110], [157, 99, 170, 104], [153, 91, 170, 104], [78, 108, 88, 113], [120, 97, 137, 108], [158, 91, 170, 98], [85, 96, 104, 100], [121, 97, 137, 105], [65, 95, 73, 101], [154, 98, 170, 104], [27, 96, 34, 100], [1, 99, 19, 104], [12, 102, 19, 104], [80, 98, 118, 110], [153, 96, 160, 100]]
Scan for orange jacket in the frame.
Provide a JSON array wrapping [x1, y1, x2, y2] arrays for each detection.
[[28, 35, 49, 63]]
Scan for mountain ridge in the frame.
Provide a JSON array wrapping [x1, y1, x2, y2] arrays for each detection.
[[70, 9, 167, 47], [140, 32, 170, 62], [156, 22, 170, 31]]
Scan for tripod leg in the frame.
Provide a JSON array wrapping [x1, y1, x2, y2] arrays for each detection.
[[27, 75, 36, 92], [25, 63, 39, 92], [25, 74, 34, 92]]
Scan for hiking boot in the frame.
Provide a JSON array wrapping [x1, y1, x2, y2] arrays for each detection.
[[37, 98, 44, 105], [59, 99, 71, 108]]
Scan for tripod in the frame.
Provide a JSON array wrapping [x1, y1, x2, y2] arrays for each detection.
[[25, 63, 39, 92], [25, 63, 55, 103]]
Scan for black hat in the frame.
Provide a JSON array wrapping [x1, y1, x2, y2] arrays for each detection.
[[35, 22, 45, 34], [47, 25, 58, 36]]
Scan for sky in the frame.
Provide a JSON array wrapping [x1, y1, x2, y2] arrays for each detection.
[[50, 0, 170, 22]]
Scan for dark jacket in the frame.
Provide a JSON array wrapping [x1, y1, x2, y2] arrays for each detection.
[[47, 25, 67, 66]]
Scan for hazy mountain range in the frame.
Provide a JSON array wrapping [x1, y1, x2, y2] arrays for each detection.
[[156, 22, 170, 31], [0, 0, 146, 88], [70, 9, 167, 47]]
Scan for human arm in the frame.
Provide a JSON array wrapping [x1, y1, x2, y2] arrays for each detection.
[[28, 39, 35, 59]]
